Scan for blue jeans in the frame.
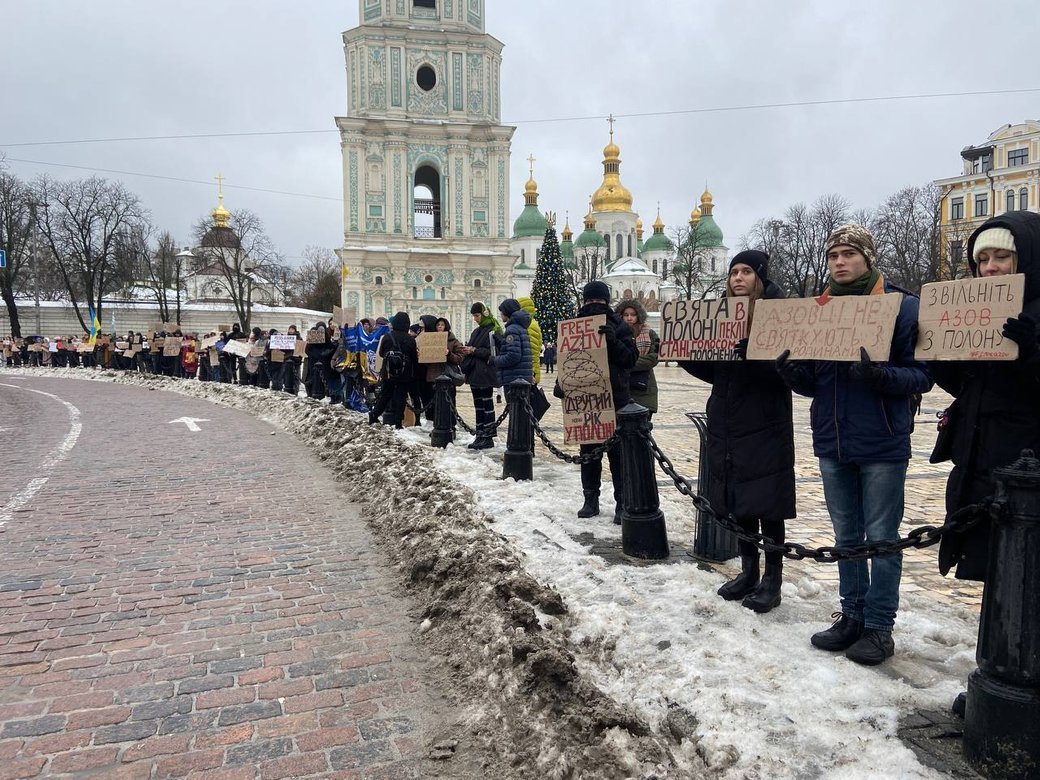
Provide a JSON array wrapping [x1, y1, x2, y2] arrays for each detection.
[[818, 458, 908, 631]]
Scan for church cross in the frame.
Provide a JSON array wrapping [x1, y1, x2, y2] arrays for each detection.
[[527, 154, 536, 177], [215, 173, 225, 198], [607, 113, 615, 138]]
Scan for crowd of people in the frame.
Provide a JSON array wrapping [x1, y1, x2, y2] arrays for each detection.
[[3, 213, 1038, 704]]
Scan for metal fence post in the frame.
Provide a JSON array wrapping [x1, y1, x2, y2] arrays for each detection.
[[502, 379, 532, 481], [685, 412, 739, 562], [618, 402, 668, 560], [430, 375, 455, 448], [963, 449, 1040, 779]]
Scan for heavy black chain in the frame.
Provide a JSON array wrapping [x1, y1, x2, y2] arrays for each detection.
[[446, 395, 477, 435], [641, 429, 996, 562], [524, 397, 619, 464]]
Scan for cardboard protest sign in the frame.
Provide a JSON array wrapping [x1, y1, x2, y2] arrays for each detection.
[[199, 334, 220, 350], [269, 334, 297, 350], [915, 274, 1024, 361], [126, 347, 139, 359], [149, 322, 162, 334], [269, 349, 284, 363], [208, 348, 220, 367], [416, 331, 448, 363], [222, 339, 252, 358], [747, 293, 903, 362], [332, 306, 345, 326], [557, 315, 615, 444], [659, 297, 750, 360], [305, 328, 325, 344], [115, 341, 130, 350], [97, 335, 111, 347], [249, 344, 265, 358], [218, 324, 232, 334], [151, 340, 164, 353], [293, 340, 308, 358], [163, 336, 183, 357], [78, 343, 94, 353]]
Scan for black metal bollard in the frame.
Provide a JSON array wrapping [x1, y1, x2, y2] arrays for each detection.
[[684, 412, 738, 562], [963, 450, 1040, 778], [501, 379, 532, 481], [618, 403, 669, 560], [430, 375, 455, 448]]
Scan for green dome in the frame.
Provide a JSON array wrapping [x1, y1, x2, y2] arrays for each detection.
[[693, 214, 724, 247], [561, 239, 574, 260], [512, 204, 548, 238], [573, 227, 606, 249], [642, 231, 674, 254]]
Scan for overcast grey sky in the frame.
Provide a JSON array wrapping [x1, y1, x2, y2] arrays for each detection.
[[2, 0, 1038, 263]]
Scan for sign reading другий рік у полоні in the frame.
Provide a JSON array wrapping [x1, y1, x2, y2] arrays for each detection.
[[558, 314, 615, 444]]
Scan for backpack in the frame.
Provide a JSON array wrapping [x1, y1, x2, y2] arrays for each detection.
[[382, 333, 412, 382]]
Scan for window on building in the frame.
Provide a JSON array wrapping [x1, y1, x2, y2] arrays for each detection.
[[627, 234, 633, 256], [604, 236, 611, 262], [416, 65, 436, 92], [1007, 189, 1016, 212], [519, 249, 524, 264], [374, 275, 383, 285], [652, 259, 658, 274], [974, 194, 988, 217], [423, 287, 435, 300], [440, 287, 446, 299], [473, 278, 481, 288], [1021, 187, 1029, 210], [616, 235, 623, 259], [951, 197, 964, 220], [412, 286, 417, 298], [662, 260, 669, 279], [413, 0, 436, 8], [1009, 148, 1028, 167], [981, 154, 993, 173]]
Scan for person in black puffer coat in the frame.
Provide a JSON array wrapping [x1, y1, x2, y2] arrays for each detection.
[[304, 322, 334, 400], [368, 311, 418, 428], [560, 280, 639, 520], [680, 251, 796, 614], [931, 210, 1040, 583]]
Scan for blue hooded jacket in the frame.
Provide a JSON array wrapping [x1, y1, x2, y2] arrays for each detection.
[[492, 308, 533, 384]]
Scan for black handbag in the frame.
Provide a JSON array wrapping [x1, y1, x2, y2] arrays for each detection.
[[443, 363, 466, 387], [530, 385, 551, 421], [929, 401, 957, 464]]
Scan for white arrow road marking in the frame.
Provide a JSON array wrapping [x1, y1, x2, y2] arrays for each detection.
[[168, 417, 209, 432], [0, 383, 82, 529]]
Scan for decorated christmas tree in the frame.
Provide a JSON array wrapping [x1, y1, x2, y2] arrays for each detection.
[[532, 213, 576, 345]]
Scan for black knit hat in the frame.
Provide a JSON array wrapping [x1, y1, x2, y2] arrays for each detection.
[[391, 311, 410, 331], [582, 280, 611, 302], [729, 250, 769, 284], [499, 298, 521, 317]]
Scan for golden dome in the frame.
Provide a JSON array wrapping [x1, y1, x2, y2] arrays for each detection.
[[562, 215, 573, 241], [700, 187, 713, 206], [653, 209, 665, 232], [212, 195, 231, 229], [583, 197, 597, 229], [524, 177, 537, 195], [591, 132, 634, 213], [689, 206, 702, 227]]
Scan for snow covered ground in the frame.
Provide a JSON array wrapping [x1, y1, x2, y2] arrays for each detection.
[[397, 425, 980, 779]]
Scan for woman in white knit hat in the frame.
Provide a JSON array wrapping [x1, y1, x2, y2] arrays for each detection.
[[928, 210, 1040, 715]]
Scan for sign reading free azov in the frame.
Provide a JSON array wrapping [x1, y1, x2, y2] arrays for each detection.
[[557, 314, 615, 444]]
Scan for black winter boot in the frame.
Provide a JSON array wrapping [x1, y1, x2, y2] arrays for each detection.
[[811, 612, 864, 651], [952, 691, 967, 718], [717, 555, 760, 601], [845, 628, 894, 665], [577, 490, 600, 518], [742, 562, 782, 613], [613, 502, 623, 525]]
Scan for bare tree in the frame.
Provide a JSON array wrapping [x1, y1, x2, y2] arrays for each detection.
[[125, 228, 186, 324], [192, 208, 281, 332], [872, 184, 943, 292], [290, 245, 339, 312], [566, 244, 606, 302], [668, 225, 726, 299], [35, 176, 146, 332], [0, 167, 34, 336]]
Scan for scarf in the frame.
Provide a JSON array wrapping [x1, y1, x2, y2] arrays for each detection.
[[634, 322, 652, 356], [478, 305, 504, 336], [827, 267, 882, 297]]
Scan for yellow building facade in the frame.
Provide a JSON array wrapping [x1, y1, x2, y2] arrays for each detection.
[[934, 120, 1040, 276]]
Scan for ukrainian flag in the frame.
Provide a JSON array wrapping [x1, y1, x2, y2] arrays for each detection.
[[88, 306, 101, 346], [341, 262, 350, 285]]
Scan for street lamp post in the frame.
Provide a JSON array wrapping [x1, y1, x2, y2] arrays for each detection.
[[29, 199, 49, 336], [174, 247, 194, 325]]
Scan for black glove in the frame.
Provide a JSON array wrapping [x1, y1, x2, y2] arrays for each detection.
[[848, 346, 887, 389], [1003, 314, 1038, 361], [733, 338, 748, 360], [598, 323, 617, 345]]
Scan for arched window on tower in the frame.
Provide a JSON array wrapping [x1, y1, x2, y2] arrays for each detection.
[[627, 234, 633, 257], [1021, 187, 1029, 210], [520, 248, 525, 264], [412, 286, 418, 299], [1007, 189, 1016, 213], [413, 165, 441, 239], [652, 259, 658, 275], [616, 234, 623, 259], [604, 236, 611, 262]]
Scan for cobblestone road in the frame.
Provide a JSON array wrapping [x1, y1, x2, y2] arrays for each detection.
[[0, 377, 436, 779]]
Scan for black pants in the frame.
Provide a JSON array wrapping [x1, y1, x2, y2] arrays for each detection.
[[580, 439, 623, 505], [470, 386, 495, 437], [282, 360, 301, 395], [370, 380, 409, 427], [736, 518, 786, 565]]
